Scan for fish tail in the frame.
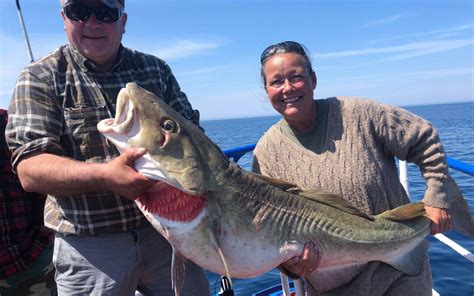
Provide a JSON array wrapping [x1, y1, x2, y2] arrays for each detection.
[[448, 177, 474, 237]]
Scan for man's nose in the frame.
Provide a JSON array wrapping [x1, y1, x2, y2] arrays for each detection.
[[84, 13, 102, 28]]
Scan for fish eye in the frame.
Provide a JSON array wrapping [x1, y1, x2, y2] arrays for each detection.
[[161, 118, 178, 132]]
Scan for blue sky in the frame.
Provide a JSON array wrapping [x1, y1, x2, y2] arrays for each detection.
[[0, 0, 472, 120]]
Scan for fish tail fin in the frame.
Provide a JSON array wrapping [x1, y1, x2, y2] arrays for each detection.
[[376, 202, 426, 221], [448, 177, 474, 237]]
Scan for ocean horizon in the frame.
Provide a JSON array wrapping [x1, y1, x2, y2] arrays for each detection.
[[200, 100, 474, 122]]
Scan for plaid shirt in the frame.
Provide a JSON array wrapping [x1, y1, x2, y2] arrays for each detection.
[[1, 109, 51, 279], [6, 44, 200, 235]]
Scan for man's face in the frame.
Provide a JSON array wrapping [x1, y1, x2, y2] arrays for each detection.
[[61, 0, 127, 69]]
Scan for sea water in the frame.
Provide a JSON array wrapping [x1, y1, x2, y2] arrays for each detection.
[[201, 101, 474, 295]]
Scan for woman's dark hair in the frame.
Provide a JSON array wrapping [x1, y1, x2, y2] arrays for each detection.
[[260, 41, 314, 86]]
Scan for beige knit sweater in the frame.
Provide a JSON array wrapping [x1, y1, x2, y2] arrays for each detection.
[[252, 97, 450, 295]]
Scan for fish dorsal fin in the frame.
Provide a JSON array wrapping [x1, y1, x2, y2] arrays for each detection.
[[249, 172, 302, 192], [252, 172, 372, 220], [298, 189, 374, 221], [376, 202, 426, 221]]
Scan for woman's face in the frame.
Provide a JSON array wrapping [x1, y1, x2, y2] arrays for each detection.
[[263, 53, 317, 126]]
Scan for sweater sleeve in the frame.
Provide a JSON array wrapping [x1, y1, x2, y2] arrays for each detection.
[[371, 102, 450, 209]]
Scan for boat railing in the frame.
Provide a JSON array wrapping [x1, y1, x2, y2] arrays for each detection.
[[222, 144, 474, 296], [398, 158, 473, 296], [398, 159, 474, 265]]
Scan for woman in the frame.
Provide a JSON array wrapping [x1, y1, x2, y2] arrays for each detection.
[[252, 41, 452, 295]]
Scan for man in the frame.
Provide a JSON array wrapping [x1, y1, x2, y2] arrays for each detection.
[[1, 109, 56, 295], [6, 0, 210, 295]]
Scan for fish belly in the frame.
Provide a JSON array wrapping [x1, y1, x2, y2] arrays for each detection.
[[142, 207, 302, 277]]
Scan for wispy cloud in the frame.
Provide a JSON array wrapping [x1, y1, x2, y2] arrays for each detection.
[[327, 67, 473, 84], [384, 39, 474, 61], [314, 39, 474, 61], [152, 40, 225, 60], [317, 67, 473, 105], [371, 23, 474, 44], [177, 66, 229, 77], [362, 14, 407, 28]]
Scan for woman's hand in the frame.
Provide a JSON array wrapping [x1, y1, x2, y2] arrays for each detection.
[[425, 205, 452, 235], [280, 242, 321, 277]]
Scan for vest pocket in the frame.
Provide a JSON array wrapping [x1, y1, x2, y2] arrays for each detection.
[[64, 106, 116, 162]]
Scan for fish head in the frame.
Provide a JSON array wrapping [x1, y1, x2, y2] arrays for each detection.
[[97, 82, 210, 195]]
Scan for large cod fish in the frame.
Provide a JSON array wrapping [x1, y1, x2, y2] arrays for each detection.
[[97, 83, 474, 295]]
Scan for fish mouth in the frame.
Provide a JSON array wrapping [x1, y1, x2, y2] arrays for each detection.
[[97, 96, 140, 151], [136, 182, 207, 222], [97, 85, 184, 189], [98, 82, 208, 195]]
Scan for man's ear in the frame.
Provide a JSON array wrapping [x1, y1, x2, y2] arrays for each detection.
[[121, 13, 128, 33]]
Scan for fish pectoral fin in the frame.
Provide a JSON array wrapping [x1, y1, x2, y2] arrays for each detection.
[[376, 202, 426, 221], [208, 229, 233, 286], [298, 189, 374, 221], [384, 241, 427, 276], [171, 247, 187, 296]]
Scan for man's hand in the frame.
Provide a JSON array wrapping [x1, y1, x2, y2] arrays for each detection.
[[280, 242, 321, 277], [103, 148, 157, 200], [425, 205, 452, 235]]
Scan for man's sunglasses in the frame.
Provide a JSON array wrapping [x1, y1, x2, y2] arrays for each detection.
[[63, 3, 123, 23]]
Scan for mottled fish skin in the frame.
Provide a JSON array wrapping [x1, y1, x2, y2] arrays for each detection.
[[97, 83, 474, 294]]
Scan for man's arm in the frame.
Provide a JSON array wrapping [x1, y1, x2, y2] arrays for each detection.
[[17, 149, 156, 200]]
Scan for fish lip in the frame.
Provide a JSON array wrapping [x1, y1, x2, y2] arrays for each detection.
[[97, 118, 115, 131], [96, 88, 140, 149], [111, 91, 136, 134]]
